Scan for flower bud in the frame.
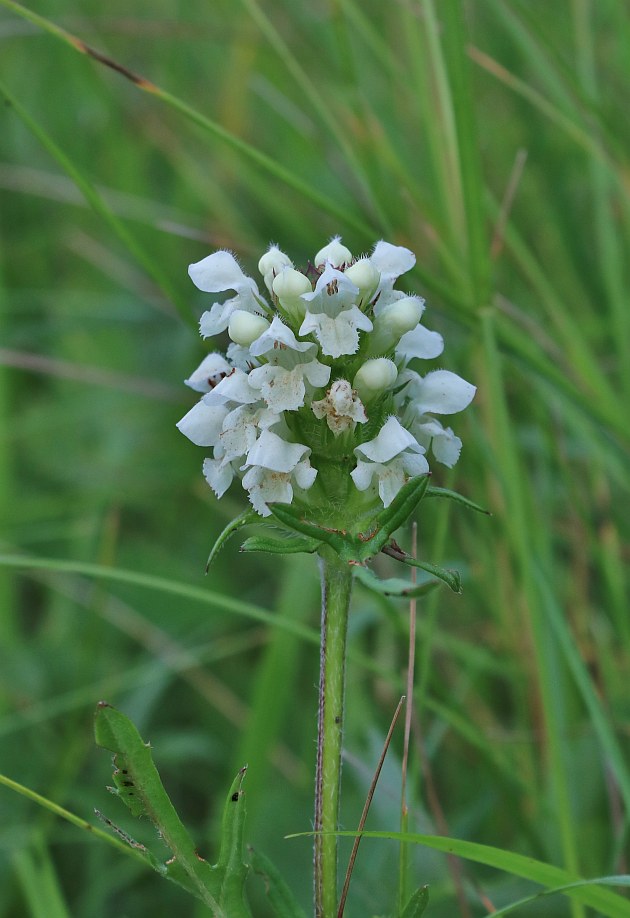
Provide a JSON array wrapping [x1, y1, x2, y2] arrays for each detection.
[[344, 258, 380, 303], [367, 296, 424, 356], [314, 237, 352, 268], [272, 268, 311, 320], [258, 246, 293, 294], [228, 310, 270, 347], [353, 358, 398, 401], [258, 245, 292, 278]]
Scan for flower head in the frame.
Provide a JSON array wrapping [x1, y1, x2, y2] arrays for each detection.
[[179, 238, 475, 517]]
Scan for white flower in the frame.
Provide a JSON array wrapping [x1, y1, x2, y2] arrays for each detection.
[[314, 236, 353, 268], [351, 416, 428, 507], [353, 358, 398, 401], [344, 258, 380, 304], [184, 352, 232, 393], [411, 417, 462, 467], [369, 296, 426, 355], [272, 268, 311, 321], [248, 317, 331, 411], [369, 240, 416, 300], [396, 324, 444, 361], [241, 429, 317, 516], [203, 457, 236, 499], [226, 342, 259, 372], [397, 369, 476, 467], [203, 368, 261, 407], [300, 265, 372, 357], [228, 310, 270, 347], [190, 250, 268, 338], [404, 369, 476, 415], [258, 245, 293, 294], [176, 401, 229, 447], [312, 380, 367, 436]]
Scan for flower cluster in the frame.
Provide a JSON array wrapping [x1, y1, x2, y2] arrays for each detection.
[[178, 238, 475, 519]]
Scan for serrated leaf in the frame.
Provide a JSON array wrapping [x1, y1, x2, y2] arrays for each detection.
[[401, 885, 430, 917], [206, 509, 257, 572], [240, 534, 321, 555], [353, 565, 441, 598], [382, 546, 462, 594], [249, 847, 307, 918], [426, 486, 490, 515], [94, 703, 252, 915]]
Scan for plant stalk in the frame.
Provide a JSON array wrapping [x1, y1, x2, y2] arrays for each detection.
[[314, 548, 353, 917]]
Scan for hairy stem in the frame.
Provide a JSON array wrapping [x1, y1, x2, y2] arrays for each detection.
[[314, 548, 352, 917]]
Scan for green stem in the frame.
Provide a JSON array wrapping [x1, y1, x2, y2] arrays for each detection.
[[314, 548, 353, 918]]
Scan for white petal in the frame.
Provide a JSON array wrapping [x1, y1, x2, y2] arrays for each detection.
[[184, 353, 232, 393], [415, 419, 462, 467], [293, 459, 318, 490], [219, 405, 259, 461], [402, 451, 430, 477], [189, 250, 257, 294], [351, 460, 377, 492], [248, 364, 306, 412], [302, 360, 332, 389], [301, 265, 359, 316], [432, 428, 462, 467], [205, 369, 260, 406], [370, 241, 416, 281], [246, 429, 309, 472], [397, 324, 444, 361], [377, 459, 407, 508], [314, 237, 353, 268], [249, 315, 315, 359], [258, 245, 292, 283], [199, 298, 238, 338], [300, 307, 372, 358], [226, 342, 259, 372], [202, 457, 234, 498], [355, 416, 421, 463], [176, 401, 228, 446], [414, 370, 476, 415], [241, 466, 292, 516]]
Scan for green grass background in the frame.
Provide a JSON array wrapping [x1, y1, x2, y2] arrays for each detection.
[[0, 1, 629, 915]]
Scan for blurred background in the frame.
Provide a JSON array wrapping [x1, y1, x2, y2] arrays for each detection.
[[0, 1, 629, 915]]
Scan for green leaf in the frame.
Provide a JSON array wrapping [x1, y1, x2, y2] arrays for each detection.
[[240, 534, 321, 555], [213, 767, 252, 917], [382, 546, 462, 594], [365, 475, 431, 558], [206, 510, 258, 572], [425, 486, 491, 515], [268, 504, 349, 555], [249, 847, 307, 918], [401, 885, 430, 918], [295, 831, 630, 918], [353, 564, 441, 598], [95, 703, 252, 916]]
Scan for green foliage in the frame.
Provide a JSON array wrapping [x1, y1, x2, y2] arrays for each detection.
[[400, 886, 430, 918], [95, 703, 251, 915]]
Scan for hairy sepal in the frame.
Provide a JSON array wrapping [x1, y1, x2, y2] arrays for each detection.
[[269, 475, 431, 563], [240, 533, 322, 555]]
